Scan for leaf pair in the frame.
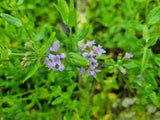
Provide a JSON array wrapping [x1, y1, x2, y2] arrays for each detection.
[[54, 0, 76, 27]]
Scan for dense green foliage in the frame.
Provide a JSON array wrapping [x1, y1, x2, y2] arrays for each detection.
[[1, 0, 160, 120]]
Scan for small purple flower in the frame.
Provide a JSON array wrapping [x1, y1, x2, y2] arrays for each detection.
[[90, 58, 98, 69], [87, 69, 101, 78], [124, 53, 133, 59], [86, 40, 96, 47], [45, 57, 53, 68], [137, 74, 145, 82], [121, 68, 126, 75], [61, 53, 66, 59], [93, 45, 106, 57], [80, 46, 87, 51], [23, 57, 27, 61], [83, 51, 95, 60], [59, 64, 65, 71], [25, 52, 28, 57], [78, 67, 86, 77], [50, 40, 60, 52], [51, 55, 61, 65]]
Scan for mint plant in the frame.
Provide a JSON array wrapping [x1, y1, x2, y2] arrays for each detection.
[[1, 0, 160, 119]]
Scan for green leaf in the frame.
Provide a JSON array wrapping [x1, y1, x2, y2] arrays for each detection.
[[68, 10, 76, 27], [123, 61, 138, 69], [34, 24, 47, 41], [40, 32, 56, 54], [143, 70, 158, 89], [68, 0, 76, 27], [54, 0, 69, 25], [50, 86, 62, 97], [74, 26, 89, 41], [98, 54, 110, 60], [146, 36, 159, 47], [1, 49, 9, 60], [67, 83, 77, 97], [148, 6, 160, 25], [158, 68, 160, 77], [149, 92, 160, 108], [23, 59, 41, 83], [154, 57, 160, 67], [52, 96, 64, 105], [0, 13, 22, 27], [51, 26, 68, 43], [24, 101, 35, 110], [17, 0, 24, 5], [143, 25, 149, 43], [67, 52, 90, 66], [37, 88, 50, 99]]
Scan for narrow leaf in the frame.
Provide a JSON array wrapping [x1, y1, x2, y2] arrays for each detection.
[[17, 0, 24, 5], [67, 52, 90, 66], [51, 26, 68, 43], [52, 96, 64, 105], [54, 0, 69, 25], [68, 0, 76, 27], [68, 10, 76, 27], [74, 26, 89, 41], [40, 32, 56, 54], [146, 36, 159, 47], [143, 25, 149, 43], [34, 24, 47, 41], [0, 13, 22, 27], [23, 59, 41, 83], [143, 70, 158, 89], [148, 6, 160, 25]]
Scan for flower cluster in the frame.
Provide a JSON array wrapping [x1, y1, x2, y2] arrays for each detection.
[[78, 40, 106, 78], [45, 40, 66, 71], [21, 42, 33, 67]]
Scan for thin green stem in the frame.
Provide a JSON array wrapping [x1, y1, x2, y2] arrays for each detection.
[[10, 53, 25, 56], [69, 27, 73, 51], [141, 0, 149, 78], [141, 46, 147, 75]]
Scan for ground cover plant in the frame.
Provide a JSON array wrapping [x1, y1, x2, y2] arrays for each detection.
[[1, 0, 160, 120]]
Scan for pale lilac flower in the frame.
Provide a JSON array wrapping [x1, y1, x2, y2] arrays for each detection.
[[86, 40, 96, 47], [52, 55, 61, 65], [25, 52, 28, 57], [52, 65, 59, 71], [24, 42, 28, 47], [23, 57, 27, 61], [45, 57, 53, 68], [80, 46, 87, 51], [49, 54, 54, 60], [137, 74, 145, 82], [121, 68, 126, 74], [124, 53, 133, 59], [59, 64, 65, 71], [50, 40, 60, 52], [93, 45, 106, 57], [78, 67, 86, 77], [90, 58, 98, 69], [48, 54, 61, 66], [83, 51, 95, 60], [87, 69, 101, 78], [61, 53, 66, 59]]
